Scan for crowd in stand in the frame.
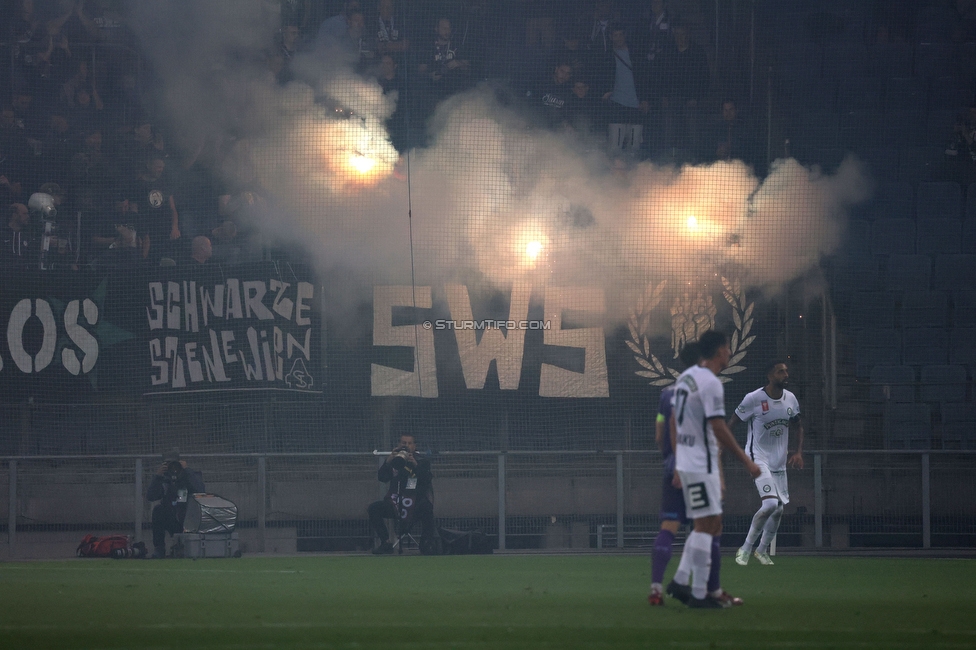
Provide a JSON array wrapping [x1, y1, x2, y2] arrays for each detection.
[[4, 0, 974, 272]]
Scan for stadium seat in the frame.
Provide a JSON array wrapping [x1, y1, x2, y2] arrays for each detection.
[[855, 147, 899, 180], [790, 78, 837, 112], [916, 7, 956, 42], [941, 403, 976, 449], [871, 218, 915, 254], [841, 219, 872, 255], [776, 42, 823, 78], [882, 110, 924, 147], [897, 146, 946, 183], [836, 76, 883, 112], [883, 403, 931, 450], [920, 364, 967, 403], [916, 219, 962, 254], [901, 290, 947, 327], [965, 184, 976, 218], [928, 76, 974, 111], [839, 111, 883, 149], [952, 291, 976, 326], [959, 41, 976, 78], [859, 182, 913, 220], [924, 110, 959, 146], [916, 181, 963, 220], [828, 254, 882, 292], [885, 254, 931, 292], [885, 79, 927, 114], [792, 147, 845, 170], [902, 327, 949, 365], [962, 219, 976, 253], [868, 44, 913, 77], [869, 365, 916, 403], [795, 111, 840, 149], [932, 254, 976, 290], [915, 43, 952, 76], [825, 45, 869, 80], [850, 292, 899, 328], [949, 328, 976, 366], [855, 328, 902, 376]]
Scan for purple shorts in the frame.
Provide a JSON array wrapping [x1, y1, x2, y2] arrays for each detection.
[[660, 473, 689, 524]]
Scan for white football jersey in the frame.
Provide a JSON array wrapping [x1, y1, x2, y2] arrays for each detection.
[[735, 387, 801, 471], [673, 365, 725, 474]]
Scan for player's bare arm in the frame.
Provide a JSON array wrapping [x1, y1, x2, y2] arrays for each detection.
[[711, 417, 761, 478], [726, 413, 743, 430], [787, 418, 805, 469]]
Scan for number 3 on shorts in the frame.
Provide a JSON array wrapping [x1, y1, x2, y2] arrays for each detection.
[[687, 482, 710, 510]]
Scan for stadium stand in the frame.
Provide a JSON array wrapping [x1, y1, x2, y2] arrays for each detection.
[[871, 218, 916, 254], [886, 254, 932, 292], [883, 402, 931, 449], [916, 181, 963, 220], [902, 327, 950, 366], [919, 364, 967, 403], [941, 403, 976, 449], [901, 290, 948, 328], [949, 328, 976, 366], [932, 254, 976, 290], [952, 291, 976, 326], [916, 219, 962, 254], [869, 365, 916, 403]]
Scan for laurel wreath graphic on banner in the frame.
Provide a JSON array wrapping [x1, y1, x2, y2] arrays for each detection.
[[627, 277, 755, 386]]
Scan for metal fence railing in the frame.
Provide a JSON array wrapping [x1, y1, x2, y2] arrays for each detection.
[[2, 449, 973, 558]]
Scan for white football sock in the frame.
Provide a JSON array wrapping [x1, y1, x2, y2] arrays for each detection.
[[744, 499, 778, 551], [673, 543, 693, 585], [687, 531, 713, 600], [757, 504, 784, 553]]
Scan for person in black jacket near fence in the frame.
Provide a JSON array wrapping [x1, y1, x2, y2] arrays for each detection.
[[146, 448, 205, 559], [368, 433, 435, 554]]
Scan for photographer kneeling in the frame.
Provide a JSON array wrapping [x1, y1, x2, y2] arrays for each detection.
[[146, 449, 205, 559], [368, 434, 435, 554]]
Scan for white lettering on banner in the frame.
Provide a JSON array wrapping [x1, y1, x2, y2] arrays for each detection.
[[270, 280, 294, 320], [62, 299, 99, 375], [369, 285, 610, 398], [370, 285, 438, 397], [445, 282, 531, 390], [201, 284, 224, 326], [147, 282, 164, 330], [146, 279, 316, 390], [539, 287, 610, 398], [7, 299, 58, 373]]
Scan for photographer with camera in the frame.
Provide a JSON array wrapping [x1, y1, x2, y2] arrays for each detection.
[[368, 434, 435, 554], [146, 448, 205, 559]]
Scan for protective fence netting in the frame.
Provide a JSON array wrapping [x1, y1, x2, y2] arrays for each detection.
[[0, 0, 974, 551]]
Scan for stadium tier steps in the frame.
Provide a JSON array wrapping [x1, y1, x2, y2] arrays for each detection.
[[828, 173, 976, 447]]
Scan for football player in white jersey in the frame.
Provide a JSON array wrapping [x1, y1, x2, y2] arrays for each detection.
[[729, 360, 804, 566], [666, 330, 761, 608]]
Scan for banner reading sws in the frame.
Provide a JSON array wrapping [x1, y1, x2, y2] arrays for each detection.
[[145, 263, 321, 394]]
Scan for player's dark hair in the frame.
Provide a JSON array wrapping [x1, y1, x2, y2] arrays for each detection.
[[678, 342, 701, 369], [697, 330, 727, 360], [766, 359, 787, 376]]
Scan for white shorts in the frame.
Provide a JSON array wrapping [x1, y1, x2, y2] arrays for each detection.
[[677, 470, 723, 518], [754, 464, 790, 504]]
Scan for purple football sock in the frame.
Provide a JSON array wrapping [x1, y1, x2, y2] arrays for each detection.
[[651, 528, 675, 584], [707, 536, 722, 593]]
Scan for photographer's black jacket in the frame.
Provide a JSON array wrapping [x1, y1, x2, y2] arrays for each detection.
[[147, 468, 205, 520], [378, 456, 432, 503]]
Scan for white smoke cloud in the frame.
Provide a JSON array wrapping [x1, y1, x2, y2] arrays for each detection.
[[127, 1, 870, 325]]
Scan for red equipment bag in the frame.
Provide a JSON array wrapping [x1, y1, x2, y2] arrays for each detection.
[[76, 534, 131, 558]]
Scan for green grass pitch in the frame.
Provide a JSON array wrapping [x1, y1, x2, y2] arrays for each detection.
[[1, 555, 974, 649]]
